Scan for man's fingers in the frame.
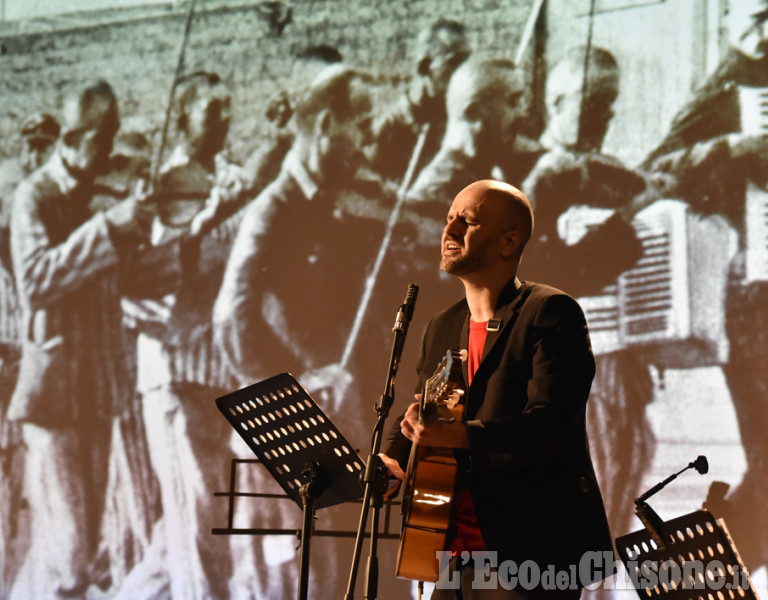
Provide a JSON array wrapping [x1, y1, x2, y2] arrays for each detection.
[[400, 417, 413, 440], [378, 453, 405, 480], [404, 401, 420, 418]]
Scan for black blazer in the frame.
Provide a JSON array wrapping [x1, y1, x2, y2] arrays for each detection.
[[386, 278, 613, 576]]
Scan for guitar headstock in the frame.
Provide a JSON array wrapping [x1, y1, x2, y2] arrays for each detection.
[[420, 350, 464, 419]]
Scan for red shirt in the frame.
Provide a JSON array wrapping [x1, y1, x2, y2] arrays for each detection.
[[449, 318, 488, 554]]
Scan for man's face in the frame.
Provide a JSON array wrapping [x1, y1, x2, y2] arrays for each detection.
[[61, 126, 115, 179], [315, 84, 373, 182], [440, 188, 506, 277], [449, 67, 526, 159], [476, 78, 526, 155], [547, 85, 582, 149], [21, 138, 55, 174], [186, 87, 231, 160], [547, 84, 615, 152], [577, 90, 615, 151]]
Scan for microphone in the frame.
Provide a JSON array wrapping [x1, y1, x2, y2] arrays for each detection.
[[391, 283, 418, 373], [393, 283, 418, 333], [691, 455, 708, 474]]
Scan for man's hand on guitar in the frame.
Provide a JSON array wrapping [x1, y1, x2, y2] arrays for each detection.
[[378, 453, 405, 500], [400, 400, 470, 449]]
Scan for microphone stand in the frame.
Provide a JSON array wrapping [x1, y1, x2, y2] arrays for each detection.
[[633, 455, 709, 551], [344, 284, 418, 600]]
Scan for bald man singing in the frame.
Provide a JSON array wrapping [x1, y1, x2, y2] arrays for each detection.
[[381, 180, 613, 599]]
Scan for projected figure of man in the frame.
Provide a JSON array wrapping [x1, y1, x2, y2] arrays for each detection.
[[405, 57, 529, 207], [213, 64, 383, 599], [520, 45, 652, 543], [124, 71, 247, 600], [240, 44, 344, 203], [7, 80, 152, 600], [0, 110, 60, 599], [371, 18, 471, 184], [373, 58, 531, 378]]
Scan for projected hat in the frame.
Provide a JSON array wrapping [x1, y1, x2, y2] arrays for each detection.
[[20, 112, 60, 143]]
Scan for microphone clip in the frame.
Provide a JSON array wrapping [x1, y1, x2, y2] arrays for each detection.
[[634, 500, 668, 550]]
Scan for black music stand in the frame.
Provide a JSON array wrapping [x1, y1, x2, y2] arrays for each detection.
[[615, 509, 758, 600], [216, 372, 365, 600]]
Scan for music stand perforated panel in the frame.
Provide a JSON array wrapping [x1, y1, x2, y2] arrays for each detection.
[[216, 372, 364, 510], [616, 510, 758, 600]]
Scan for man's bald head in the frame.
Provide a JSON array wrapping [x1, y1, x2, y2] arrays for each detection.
[[443, 58, 527, 158], [441, 180, 534, 281], [458, 179, 534, 249]]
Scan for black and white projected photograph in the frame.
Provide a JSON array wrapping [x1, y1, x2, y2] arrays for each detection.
[[0, 0, 766, 599]]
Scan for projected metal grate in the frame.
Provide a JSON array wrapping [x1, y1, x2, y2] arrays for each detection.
[[216, 372, 364, 510]]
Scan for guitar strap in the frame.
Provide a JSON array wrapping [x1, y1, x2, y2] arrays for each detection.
[[462, 281, 532, 417], [460, 278, 530, 388]]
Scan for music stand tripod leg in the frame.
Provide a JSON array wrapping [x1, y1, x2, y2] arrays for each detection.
[[297, 461, 329, 600]]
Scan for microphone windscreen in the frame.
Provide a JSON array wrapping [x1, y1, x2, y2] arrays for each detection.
[[693, 455, 709, 474]]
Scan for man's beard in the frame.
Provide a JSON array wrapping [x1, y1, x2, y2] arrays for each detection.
[[440, 234, 500, 276], [440, 249, 485, 276]]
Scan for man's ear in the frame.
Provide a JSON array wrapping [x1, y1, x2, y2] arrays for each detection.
[[499, 229, 521, 260], [313, 108, 333, 137], [307, 109, 332, 173], [314, 109, 333, 150], [444, 117, 477, 158]]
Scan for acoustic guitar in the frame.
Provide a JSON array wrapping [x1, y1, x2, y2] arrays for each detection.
[[395, 349, 465, 582]]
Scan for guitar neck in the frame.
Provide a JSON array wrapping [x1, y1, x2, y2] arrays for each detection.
[[418, 349, 463, 424]]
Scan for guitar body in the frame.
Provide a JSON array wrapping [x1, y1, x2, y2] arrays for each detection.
[[395, 351, 464, 582]]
